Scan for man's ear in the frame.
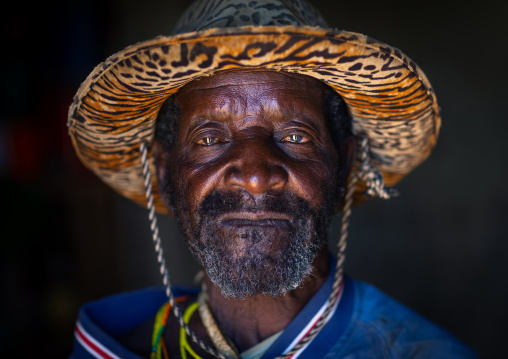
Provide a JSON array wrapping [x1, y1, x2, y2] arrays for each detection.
[[153, 141, 174, 215]]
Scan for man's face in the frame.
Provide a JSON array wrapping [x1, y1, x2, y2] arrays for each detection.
[[156, 69, 349, 298]]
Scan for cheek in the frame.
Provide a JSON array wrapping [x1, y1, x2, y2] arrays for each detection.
[[291, 158, 337, 209], [169, 151, 226, 209], [282, 138, 339, 208]]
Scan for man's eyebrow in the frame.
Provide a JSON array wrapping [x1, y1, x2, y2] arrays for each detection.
[[186, 117, 229, 136], [188, 110, 234, 126], [276, 106, 323, 133], [280, 118, 321, 134], [189, 115, 209, 126]]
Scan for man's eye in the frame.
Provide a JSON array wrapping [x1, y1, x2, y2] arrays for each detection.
[[197, 137, 220, 146], [282, 134, 308, 143]]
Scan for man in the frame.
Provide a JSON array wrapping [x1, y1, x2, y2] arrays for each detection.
[[68, 0, 478, 358]]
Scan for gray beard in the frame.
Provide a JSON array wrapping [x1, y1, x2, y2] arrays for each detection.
[[173, 190, 336, 299], [193, 210, 322, 298]]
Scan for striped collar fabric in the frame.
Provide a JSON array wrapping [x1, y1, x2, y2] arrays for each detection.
[[71, 261, 354, 359], [75, 321, 124, 359], [259, 257, 354, 359], [72, 286, 195, 359]]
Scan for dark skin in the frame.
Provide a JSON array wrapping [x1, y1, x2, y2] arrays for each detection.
[[121, 69, 355, 357], [202, 249, 330, 351]]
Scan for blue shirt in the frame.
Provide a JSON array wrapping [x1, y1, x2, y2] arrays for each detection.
[[71, 271, 477, 359]]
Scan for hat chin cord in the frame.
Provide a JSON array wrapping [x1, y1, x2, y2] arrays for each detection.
[[140, 143, 225, 358], [139, 137, 395, 358]]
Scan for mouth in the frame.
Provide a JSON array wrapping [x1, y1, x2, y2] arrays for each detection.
[[217, 211, 292, 228]]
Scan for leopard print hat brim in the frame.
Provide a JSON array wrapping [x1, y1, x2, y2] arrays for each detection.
[[67, 1, 440, 214]]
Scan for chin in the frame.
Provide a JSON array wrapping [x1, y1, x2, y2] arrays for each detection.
[[195, 224, 322, 298]]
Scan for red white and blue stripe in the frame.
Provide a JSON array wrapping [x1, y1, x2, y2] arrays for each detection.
[[70, 258, 354, 359]]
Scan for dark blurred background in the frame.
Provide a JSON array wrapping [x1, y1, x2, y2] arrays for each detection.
[[1, 0, 506, 357]]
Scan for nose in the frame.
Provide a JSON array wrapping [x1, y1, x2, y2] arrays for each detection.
[[224, 137, 288, 195]]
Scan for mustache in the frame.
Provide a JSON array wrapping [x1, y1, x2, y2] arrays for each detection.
[[198, 190, 315, 218]]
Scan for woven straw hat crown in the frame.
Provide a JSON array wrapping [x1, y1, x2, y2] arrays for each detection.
[[68, 0, 440, 213]]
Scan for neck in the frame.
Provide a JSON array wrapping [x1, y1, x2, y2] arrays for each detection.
[[204, 247, 330, 352]]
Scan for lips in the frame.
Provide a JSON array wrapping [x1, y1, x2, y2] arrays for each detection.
[[217, 211, 292, 228]]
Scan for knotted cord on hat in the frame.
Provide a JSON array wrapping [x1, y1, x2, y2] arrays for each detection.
[[356, 138, 399, 200], [139, 136, 397, 358]]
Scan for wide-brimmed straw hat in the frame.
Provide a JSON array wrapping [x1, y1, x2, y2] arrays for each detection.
[[68, 0, 440, 214]]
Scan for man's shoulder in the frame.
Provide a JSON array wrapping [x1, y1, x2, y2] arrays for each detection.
[[327, 277, 478, 358], [77, 285, 197, 333], [351, 278, 449, 336], [71, 285, 199, 359]]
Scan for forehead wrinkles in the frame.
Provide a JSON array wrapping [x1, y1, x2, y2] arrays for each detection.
[[181, 83, 303, 123], [183, 80, 322, 115]]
